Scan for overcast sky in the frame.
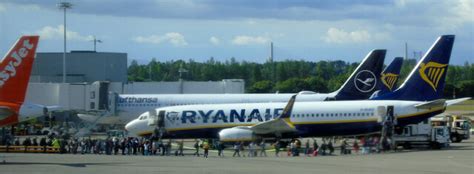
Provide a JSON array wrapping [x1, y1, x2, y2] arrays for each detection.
[[0, 0, 472, 65]]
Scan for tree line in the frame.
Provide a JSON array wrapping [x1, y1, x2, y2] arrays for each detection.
[[128, 58, 474, 98]]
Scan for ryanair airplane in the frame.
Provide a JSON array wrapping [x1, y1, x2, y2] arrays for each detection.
[[125, 35, 470, 141], [79, 49, 387, 124]]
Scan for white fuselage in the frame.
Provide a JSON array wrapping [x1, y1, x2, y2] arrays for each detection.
[[125, 100, 445, 138], [80, 92, 335, 124]]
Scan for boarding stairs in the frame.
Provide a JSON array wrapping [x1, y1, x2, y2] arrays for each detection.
[[379, 105, 397, 150]]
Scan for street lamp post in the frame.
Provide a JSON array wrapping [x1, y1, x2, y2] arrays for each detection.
[[58, 2, 72, 83], [91, 36, 102, 52]]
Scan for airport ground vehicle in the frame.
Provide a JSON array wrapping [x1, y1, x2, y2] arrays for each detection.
[[393, 120, 450, 149], [431, 115, 471, 142]]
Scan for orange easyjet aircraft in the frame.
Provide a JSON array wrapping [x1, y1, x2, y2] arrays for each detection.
[[0, 35, 48, 126]]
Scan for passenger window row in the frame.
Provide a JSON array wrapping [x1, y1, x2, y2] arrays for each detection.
[[117, 103, 205, 107], [291, 112, 373, 118]]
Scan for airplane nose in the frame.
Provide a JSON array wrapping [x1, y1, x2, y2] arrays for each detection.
[[125, 121, 134, 132]]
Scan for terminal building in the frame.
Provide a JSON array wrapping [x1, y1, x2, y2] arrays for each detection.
[[25, 51, 245, 116], [30, 51, 128, 83]]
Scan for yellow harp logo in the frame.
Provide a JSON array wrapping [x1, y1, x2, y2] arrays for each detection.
[[419, 62, 448, 91], [381, 73, 399, 91]]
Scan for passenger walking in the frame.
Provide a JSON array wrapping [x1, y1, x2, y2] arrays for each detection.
[[305, 139, 310, 156], [193, 140, 200, 156], [312, 139, 319, 156], [40, 137, 47, 153], [295, 139, 301, 156], [152, 141, 157, 155], [202, 141, 209, 158], [240, 142, 246, 157], [273, 141, 280, 157], [232, 142, 241, 157], [328, 141, 334, 155], [248, 142, 254, 157], [217, 141, 224, 157], [259, 141, 267, 157], [178, 140, 184, 156], [320, 140, 327, 156], [340, 139, 347, 155], [52, 138, 60, 152], [289, 141, 295, 156], [166, 140, 172, 156], [22, 137, 31, 153], [144, 141, 149, 156], [353, 139, 360, 154]]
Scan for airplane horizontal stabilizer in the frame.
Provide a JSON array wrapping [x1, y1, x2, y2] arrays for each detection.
[[446, 97, 471, 106], [414, 99, 446, 109]]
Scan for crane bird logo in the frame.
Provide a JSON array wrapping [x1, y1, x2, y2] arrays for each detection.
[[354, 70, 377, 93]]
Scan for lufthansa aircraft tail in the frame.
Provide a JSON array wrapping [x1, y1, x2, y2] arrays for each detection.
[[332, 49, 386, 100], [370, 57, 404, 98], [375, 35, 455, 101]]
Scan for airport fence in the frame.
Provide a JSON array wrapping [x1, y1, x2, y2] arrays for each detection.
[[0, 146, 59, 153]]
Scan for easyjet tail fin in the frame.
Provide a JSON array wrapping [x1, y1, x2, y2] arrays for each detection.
[[0, 36, 40, 104]]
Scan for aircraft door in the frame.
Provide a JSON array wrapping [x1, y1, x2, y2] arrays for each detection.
[[158, 110, 165, 128], [376, 106, 386, 123], [88, 81, 110, 111], [108, 92, 118, 115], [386, 106, 395, 123]]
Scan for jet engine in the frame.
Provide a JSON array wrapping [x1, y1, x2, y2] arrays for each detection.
[[218, 127, 256, 142]]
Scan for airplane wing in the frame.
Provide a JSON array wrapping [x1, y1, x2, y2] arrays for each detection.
[[414, 99, 446, 109], [250, 118, 296, 134], [249, 95, 298, 134], [446, 97, 471, 106]]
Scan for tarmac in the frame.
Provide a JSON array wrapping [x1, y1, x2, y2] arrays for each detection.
[[1, 138, 473, 174]]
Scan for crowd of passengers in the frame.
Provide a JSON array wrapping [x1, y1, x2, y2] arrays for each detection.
[[2, 134, 392, 156]]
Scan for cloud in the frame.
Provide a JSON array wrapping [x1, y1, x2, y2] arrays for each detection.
[[443, 0, 474, 29], [231, 35, 271, 45], [0, 3, 5, 12], [35, 25, 93, 41], [323, 27, 390, 44], [132, 32, 188, 46], [209, 36, 220, 45], [1, 1, 390, 21]]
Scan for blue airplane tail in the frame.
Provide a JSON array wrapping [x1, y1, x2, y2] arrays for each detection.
[[374, 35, 455, 101], [333, 49, 385, 100], [370, 57, 403, 98]]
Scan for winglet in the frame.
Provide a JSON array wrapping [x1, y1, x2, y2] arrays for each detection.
[[278, 94, 297, 119]]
